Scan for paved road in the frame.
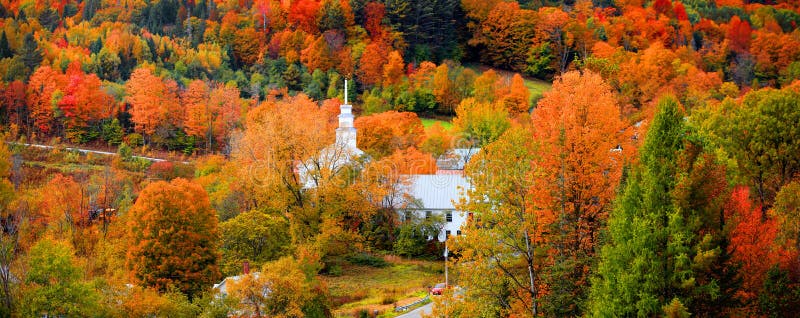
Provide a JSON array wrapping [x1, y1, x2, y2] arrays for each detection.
[[396, 302, 433, 318], [10, 142, 189, 164]]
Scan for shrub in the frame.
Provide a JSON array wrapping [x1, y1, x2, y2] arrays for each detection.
[[381, 295, 397, 305], [102, 118, 124, 146], [117, 143, 133, 161], [346, 253, 388, 268], [125, 133, 143, 147], [125, 157, 152, 172], [148, 161, 176, 180], [64, 150, 82, 164]]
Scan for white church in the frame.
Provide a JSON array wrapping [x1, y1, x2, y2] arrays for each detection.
[[301, 81, 476, 242]]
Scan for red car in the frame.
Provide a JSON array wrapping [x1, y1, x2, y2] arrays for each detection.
[[431, 283, 447, 295]]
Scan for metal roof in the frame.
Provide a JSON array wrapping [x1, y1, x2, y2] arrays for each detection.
[[405, 174, 471, 210]]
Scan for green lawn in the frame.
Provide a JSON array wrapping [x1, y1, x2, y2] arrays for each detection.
[[525, 77, 552, 101], [421, 118, 453, 130], [463, 63, 553, 105]]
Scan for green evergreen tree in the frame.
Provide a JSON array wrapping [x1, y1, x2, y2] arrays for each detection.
[[20, 33, 42, 73], [83, 0, 100, 21], [758, 265, 800, 317], [0, 31, 11, 59], [588, 96, 724, 316], [37, 7, 59, 31]]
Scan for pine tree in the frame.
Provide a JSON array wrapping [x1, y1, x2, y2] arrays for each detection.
[[20, 33, 42, 73], [588, 96, 724, 316], [0, 31, 11, 59]]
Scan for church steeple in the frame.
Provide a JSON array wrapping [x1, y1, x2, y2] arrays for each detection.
[[336, 79, 357, 149]]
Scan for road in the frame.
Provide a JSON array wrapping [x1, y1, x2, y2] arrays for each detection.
[[396, 302, 433, 318], [10, 142, 189, 164]]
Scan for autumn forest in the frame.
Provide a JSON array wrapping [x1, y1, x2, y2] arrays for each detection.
[[0, 0, 799, 316]]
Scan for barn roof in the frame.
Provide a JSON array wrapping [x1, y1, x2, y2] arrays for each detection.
[[405, 174, 471, 210]]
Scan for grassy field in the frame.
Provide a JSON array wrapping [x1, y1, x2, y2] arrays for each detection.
[[463, 63, 553, 105], [525, 77, 552, 101], [421, 118, 453, 130], [324, 256, 443, 317]]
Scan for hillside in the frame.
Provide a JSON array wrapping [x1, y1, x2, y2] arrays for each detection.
[[0, 0, 800, 317]]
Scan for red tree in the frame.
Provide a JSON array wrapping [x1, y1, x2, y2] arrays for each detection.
[[364, 2, 386, 40], [727, 16, 752, 54], [2, 81, 26, 129], [288, 0, 321, 34], [726, 186, 792, 303]]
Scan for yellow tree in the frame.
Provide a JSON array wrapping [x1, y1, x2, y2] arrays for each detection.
[[232, 93, 333, 211], [421, 122, 454, 158], [472, 69, 503, 104], [443, 125, 546, 316], [432, 63, 459, 114], [227, 256, 328, 317], [452, 98, 511, 147], [233, 94, 391, 255]]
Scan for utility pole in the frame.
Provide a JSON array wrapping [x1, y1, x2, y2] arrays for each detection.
[[445, 236, 449, 318], [444, 237, 449, 287]]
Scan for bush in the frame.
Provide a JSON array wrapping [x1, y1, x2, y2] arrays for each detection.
[[125, 133, 143, 147], [125, 157, 152, 172], [116, 144, 151, 171], [393, 223, 427, 257], [325, 263, 343, 277], [346, 253, 388, 268], [381, 295, 397, 305], [102, 118, 124, 146], [64, 150, 82, 164], [118, 143, 133, 161], [148, 161, 176, 180], [148, 161, 195, 180]]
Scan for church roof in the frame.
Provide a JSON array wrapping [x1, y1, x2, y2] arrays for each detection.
[[405, 174, 471, 210]]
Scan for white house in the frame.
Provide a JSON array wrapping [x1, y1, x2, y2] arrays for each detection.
[[401, 173, 472, 241]]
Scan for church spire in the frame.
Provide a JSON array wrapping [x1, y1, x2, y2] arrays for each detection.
[[336, 80, 357, 149]]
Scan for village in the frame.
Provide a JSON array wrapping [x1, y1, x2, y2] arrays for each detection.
[[0, 0, 799, 316]]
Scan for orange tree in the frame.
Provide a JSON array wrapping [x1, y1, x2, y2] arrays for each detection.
[[531, 70, 626, 314], [126, 178, 220, 299]]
